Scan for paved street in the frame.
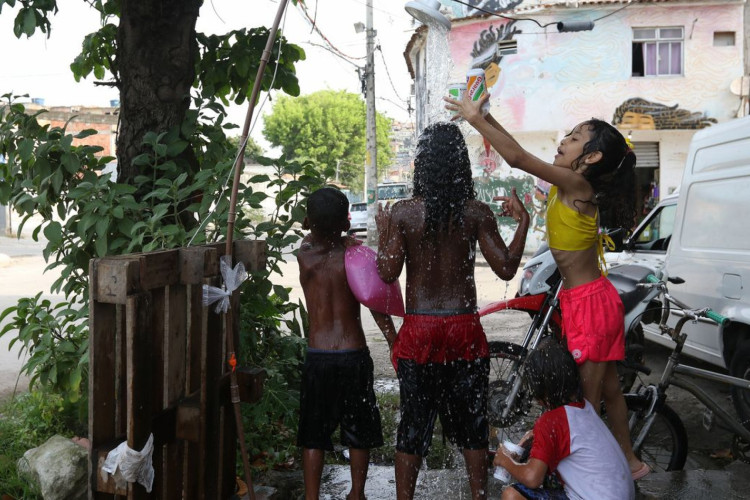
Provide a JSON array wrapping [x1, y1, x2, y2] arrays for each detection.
[[0, 235, 58, 400]]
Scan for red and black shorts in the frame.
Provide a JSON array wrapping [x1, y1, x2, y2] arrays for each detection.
[[393, 313, 489, 456]]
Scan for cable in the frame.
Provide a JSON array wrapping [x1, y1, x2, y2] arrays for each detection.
[[295, 0, 366, 61], [452, 0, 632, 28], [303, 41, 362, 68], [376, 45, 406, 102]]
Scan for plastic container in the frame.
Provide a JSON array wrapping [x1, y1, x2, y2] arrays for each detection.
[[466, 68, 490, 115], [447, 82, 466, 118], [345, 245, 405, 317], [493, 440, 526, 483]]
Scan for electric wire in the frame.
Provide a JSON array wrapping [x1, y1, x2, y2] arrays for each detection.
[[376, 44, 406, 102], [295, 0, 366, 61], [451, 0, 633, 28]]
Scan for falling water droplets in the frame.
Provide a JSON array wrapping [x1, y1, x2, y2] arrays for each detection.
[[425, 24, 452, 125]]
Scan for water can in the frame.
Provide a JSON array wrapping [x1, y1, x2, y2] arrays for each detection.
[[466, 68, 490, 115], [447, 82, 466, 118]]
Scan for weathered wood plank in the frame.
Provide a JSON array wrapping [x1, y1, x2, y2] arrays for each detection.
[[93, 258, 140, 305], [202, 275, 224, 499], [163, 284, 187, 498], [126, 293, 153, 500], [185, 282, 204, 499], [89, 258, 120, 500]]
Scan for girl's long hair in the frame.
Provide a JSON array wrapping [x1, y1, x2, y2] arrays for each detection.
[[412, 122, 476, 235], [573, 119, 637, 231]]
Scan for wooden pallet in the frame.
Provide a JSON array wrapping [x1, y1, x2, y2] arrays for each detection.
[[88, 240, 266, 499]]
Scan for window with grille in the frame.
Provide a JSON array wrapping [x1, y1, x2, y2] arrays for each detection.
[[632, 27, 683, 77]]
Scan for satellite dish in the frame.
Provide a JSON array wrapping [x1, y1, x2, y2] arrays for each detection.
[[730, 76, 750, 97]]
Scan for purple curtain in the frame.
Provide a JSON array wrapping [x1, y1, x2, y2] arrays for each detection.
[[644, 43, 657, 76], [670, 42, 682, 74]]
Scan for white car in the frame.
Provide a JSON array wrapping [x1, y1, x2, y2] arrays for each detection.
[[348, 202, 367, 233]]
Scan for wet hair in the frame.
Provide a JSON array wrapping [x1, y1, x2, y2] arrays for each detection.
[[571, 118, 637, 232], [524, 338, 582, 409], [306, 187, 349, 234], [412, 122, 476, 235]]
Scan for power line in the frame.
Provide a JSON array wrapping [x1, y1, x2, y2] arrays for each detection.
[[376, 44, 406, 102], [451, 0, 633, 28], [295, 0, 366, 61]]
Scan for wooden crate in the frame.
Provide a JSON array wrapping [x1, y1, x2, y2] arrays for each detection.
[[88, 240, 267, 499]]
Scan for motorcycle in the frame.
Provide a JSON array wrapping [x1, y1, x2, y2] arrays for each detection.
[[479, 240, 663, 439]]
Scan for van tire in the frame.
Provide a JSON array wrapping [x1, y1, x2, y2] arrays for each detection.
[[730, 340, 750, 431]]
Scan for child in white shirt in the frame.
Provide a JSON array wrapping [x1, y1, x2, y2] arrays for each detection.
[[494, 338, 635, 500]]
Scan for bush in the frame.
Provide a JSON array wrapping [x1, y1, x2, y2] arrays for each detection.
[[0, 391, 85, 499]]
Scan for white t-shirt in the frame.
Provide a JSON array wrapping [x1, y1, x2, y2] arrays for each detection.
[[530, 400, 635, 500]]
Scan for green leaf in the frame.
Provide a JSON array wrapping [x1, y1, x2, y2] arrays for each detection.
[[22, 7, 36, 37], [166, 140, 189, 157], [74, 128, 99, 139], [95, 233, 108, 257], [43, 221, 62, 242]]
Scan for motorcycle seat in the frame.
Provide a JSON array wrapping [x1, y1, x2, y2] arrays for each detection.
[[607, 265, 655, 312]]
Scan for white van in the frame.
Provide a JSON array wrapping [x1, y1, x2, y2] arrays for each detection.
[[611, 116, 750, 386], [662, 115, 750, 373]]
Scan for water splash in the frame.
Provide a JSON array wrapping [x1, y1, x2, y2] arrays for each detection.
[[424, 24, 452, 126]]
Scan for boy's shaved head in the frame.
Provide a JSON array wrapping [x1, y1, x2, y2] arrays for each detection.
[[307, 187, 349, 234]]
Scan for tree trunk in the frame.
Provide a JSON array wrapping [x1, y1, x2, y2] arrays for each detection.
[[116, 0, 202, 186]]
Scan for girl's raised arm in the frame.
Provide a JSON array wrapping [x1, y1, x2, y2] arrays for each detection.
[[444, 93, 586, 193]]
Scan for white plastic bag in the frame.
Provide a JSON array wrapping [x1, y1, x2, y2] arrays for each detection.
[[202, 255, 248, 313], [101, 433, 155, 493]]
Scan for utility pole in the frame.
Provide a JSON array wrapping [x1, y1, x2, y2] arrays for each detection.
[[365, 0, 378, 246]]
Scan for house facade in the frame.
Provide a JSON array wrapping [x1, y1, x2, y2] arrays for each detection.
[[404, 0, 748, 247]]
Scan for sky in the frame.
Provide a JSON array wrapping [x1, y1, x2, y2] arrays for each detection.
[[0, 0, 417, 152]]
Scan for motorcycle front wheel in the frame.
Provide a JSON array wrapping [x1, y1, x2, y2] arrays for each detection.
[[623, 393, 688, 472], [487, 341, 543, 446]]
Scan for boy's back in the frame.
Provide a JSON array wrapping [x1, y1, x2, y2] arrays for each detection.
[[298, 235, 367, 350], [297, 187, 390, 500]]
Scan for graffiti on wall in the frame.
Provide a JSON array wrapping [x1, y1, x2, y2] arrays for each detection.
[[461, 0, 523, 16], [613, 98, 717, 130], [469, 21, 521, 97]]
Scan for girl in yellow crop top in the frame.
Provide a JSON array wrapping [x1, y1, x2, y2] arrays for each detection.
[[446, 91, 648, 479]]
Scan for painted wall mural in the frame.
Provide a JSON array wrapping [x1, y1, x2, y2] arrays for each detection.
[[441, 3, 742, 247], [612, 98, 717, 130]]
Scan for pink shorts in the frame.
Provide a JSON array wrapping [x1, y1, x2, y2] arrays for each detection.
[[392, 313, 489, 366], [559, 276, 625, 365]]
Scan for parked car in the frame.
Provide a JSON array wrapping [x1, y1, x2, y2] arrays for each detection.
[[607, 115, 750, 381], [348, 202, 367, 233], [377, 182, 411, 207], [605, 191, 679, 275]]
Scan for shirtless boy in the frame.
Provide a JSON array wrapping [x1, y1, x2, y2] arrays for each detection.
[[376, 122, 530, 500], [297, 187, 397, 500]]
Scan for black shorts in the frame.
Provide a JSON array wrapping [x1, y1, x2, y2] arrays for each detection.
[[297, 348, 384, 451], [396, 358, 489, 457]]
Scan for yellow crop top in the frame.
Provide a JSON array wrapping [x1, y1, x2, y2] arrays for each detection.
[[545, 186, 615, 274]]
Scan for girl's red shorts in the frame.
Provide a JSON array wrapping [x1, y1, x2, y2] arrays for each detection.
[[559, 276, 625, 365]]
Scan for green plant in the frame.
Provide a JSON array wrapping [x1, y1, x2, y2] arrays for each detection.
[[0, 391, 85, 499], [0, 93, 328, 410]]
